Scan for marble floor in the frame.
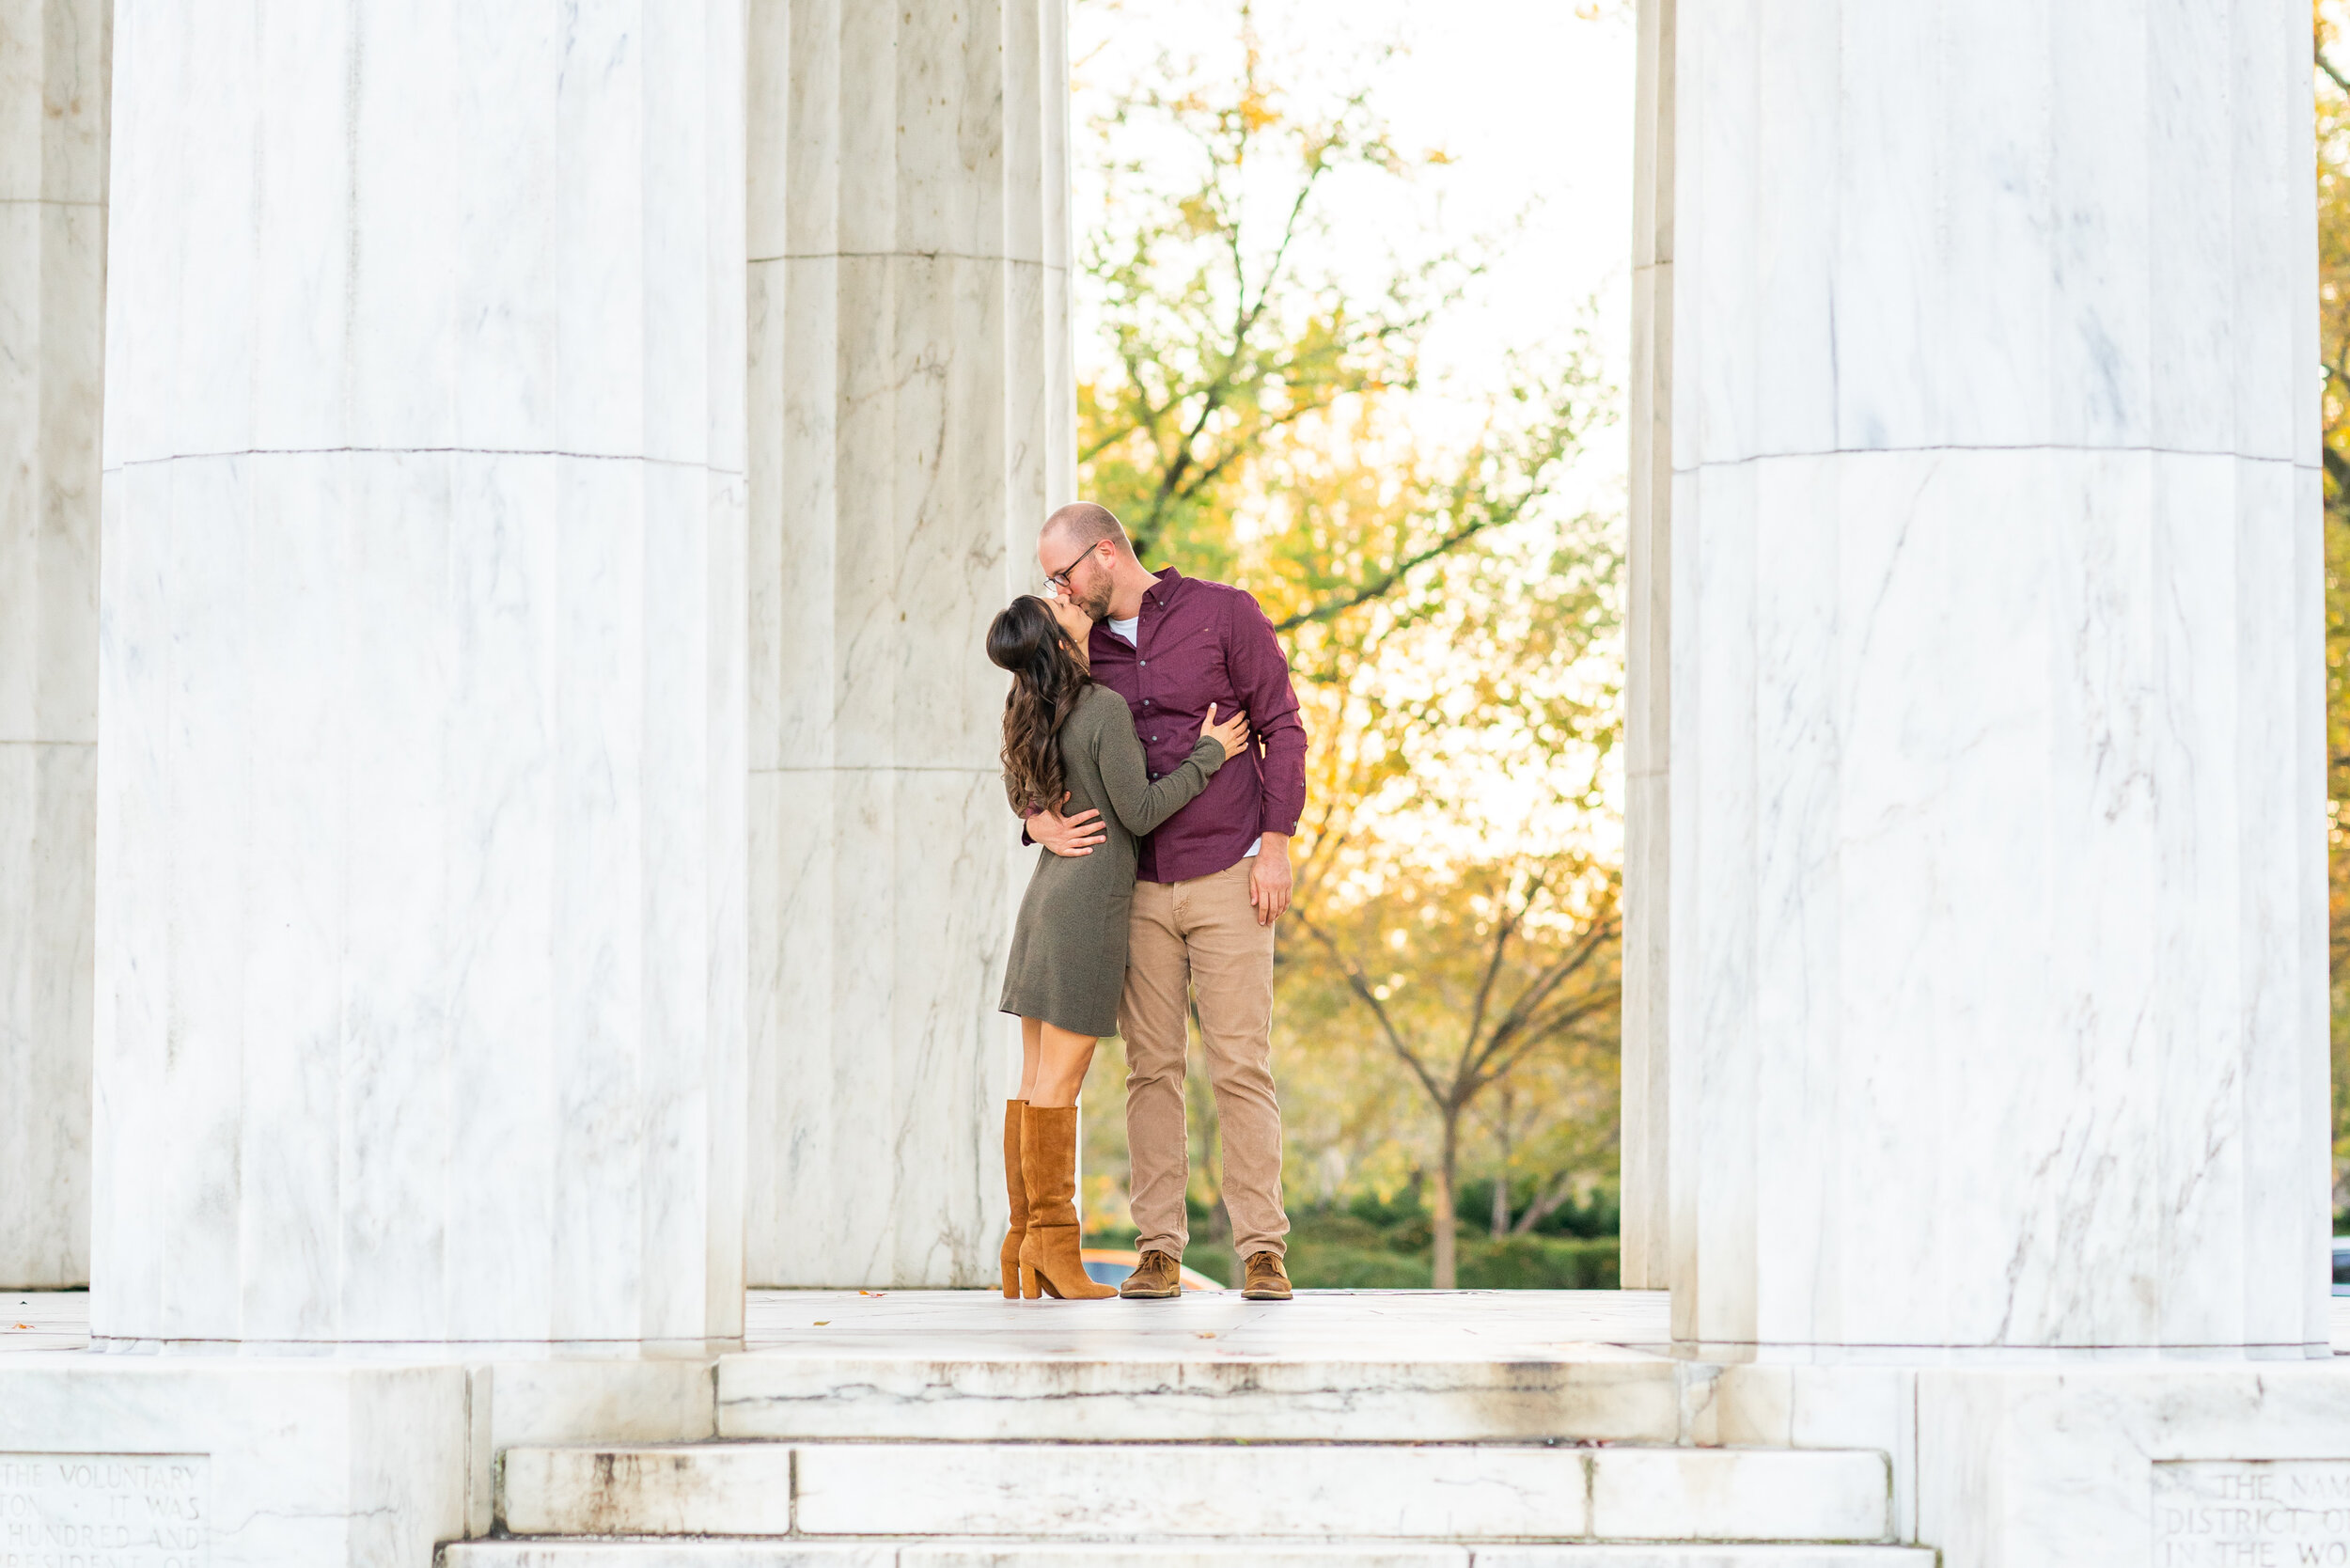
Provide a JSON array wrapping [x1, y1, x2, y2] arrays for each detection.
[[0, 1289, 1671, 1359], [744, 1287, 1672, 1362], [8, 1288, 2346, 1357]]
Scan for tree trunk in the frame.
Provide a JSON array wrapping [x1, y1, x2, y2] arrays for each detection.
[[1433, 1112, 1461, 1290], [1492, 1085, 1513, 1238]]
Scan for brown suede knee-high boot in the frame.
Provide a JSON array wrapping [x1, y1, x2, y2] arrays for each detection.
[[999, 1099, 1029, 1299], [1018, 1105, 1116, 1300]]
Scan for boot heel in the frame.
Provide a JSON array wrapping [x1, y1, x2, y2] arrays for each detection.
[[1020, 1262, 1042, 1300]]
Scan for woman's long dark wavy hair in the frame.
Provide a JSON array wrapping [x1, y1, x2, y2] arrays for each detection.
[[987, 595, 1091, 815]]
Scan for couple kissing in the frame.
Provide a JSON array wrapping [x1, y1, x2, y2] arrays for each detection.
[[986, 502, 1308, 1304]]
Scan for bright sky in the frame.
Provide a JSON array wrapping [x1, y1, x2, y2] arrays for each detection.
[[1071, 0, 1637, 487]]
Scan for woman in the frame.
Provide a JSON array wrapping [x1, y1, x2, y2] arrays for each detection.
[[986, 592, 1248, 1300]]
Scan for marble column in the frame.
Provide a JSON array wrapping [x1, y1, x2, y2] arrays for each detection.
[[0, 0, 106, 1291], [1661, 0, 2325, 1357], [1619, 0, 1673, 1294], [743, 0, 1072, 1286], [92, 0, 747, 1348]]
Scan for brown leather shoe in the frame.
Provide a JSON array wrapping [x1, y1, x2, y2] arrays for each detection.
[[1242, 1251, 1292, 1301], [1119, 1248, 1183, 1299]]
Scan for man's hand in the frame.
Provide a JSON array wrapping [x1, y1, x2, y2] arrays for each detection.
[[1029, 794, 1107, 857], [1249, 832, 1293, 926]]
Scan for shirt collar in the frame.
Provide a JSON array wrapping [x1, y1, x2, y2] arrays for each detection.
[[1145, 565, 1183, 610]]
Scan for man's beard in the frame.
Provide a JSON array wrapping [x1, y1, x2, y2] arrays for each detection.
[[1075, 575, 1113, 620]]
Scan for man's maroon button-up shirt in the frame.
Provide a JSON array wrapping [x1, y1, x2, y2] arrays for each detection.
[[1085, 567, 1308, 885]]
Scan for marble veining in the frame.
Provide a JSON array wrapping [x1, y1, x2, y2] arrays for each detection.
[[1655, 0, 2326, 1356], [0, 0, 107, 1292], [744, 0, 1074, 1287], [0, 1357, 467, 1568], [91, 2, 748, 1347]]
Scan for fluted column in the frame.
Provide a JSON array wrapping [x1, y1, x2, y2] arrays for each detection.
[[92, 0, 747, 1347], [1619, 0, 1673, 1294], [1664, 0, 2325, 1357], [744, 0, 1073, 1286], [0, 0, 106, 1292]]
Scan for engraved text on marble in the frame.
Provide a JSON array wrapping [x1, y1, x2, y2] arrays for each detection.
[[0, 1452, 208, 1567], [2155, 1460, 2350, 1564]]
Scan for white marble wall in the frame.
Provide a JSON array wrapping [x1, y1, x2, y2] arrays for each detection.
[[91, 1, 748, 1347], [0, 0, 107, 1290], [744, 0, 1073, 1286], [1663, 0, 2326, 1356]]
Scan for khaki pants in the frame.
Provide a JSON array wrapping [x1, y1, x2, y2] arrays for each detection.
[[1120, 859, 1290, 1261]]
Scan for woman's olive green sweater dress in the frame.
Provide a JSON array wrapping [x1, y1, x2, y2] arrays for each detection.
[[999, 682, 1228, 1037]]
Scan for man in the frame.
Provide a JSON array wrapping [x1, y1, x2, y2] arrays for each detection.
[[1026, 502, 1306, 1302]]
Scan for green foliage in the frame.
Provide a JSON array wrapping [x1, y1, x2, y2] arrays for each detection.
[[1281, 1213, 1622, 1290], [1462, 1236, 1620, 1292], [1452, 1177, 1620, 1239]]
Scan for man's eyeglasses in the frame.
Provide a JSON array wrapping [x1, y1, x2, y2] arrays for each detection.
[[1044, 541, 1099, 593]]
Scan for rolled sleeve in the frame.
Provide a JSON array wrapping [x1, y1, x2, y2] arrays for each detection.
[[1226, 591, 1308, 836]]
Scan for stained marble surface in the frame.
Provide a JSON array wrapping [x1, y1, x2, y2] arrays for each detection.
[[1656, 0, 2326, 1356], [0, 1356, 468, 1567], [743, 0, 1074, 1287], [501, 1438, 1892, 1543], [19, 1287, 2350, 1360], [4, 1288, 1679, 1357], [92, 3, 748, 1347], [1916, 1362, 2350, 1567], [446, 1548, 1936, 1567], [0, 0, 106, 1291], [741, 1285, 1669, 1357]]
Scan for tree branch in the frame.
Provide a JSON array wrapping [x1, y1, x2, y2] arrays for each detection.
[[1509, 1171, 1579, 1236], [1473, 912, 1618, 1071], [1463, 870, 1542, 1055], [2322, 43, 2350, 99], [1296, 908, 1447, 1106], [1271, 512, 1511, 633]]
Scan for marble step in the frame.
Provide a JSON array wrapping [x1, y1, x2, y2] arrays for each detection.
[[714, 1349, 1681, 1442], [497, 1442, 1893, 1544], [443, 1543, 1935, 1566]]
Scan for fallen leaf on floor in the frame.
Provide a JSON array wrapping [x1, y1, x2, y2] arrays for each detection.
[[9, 1325, 28, 1331], [812, 1321, 829, 1326], [857, 1290, 885, 1297], [1195, 1331, 1217, 1339]]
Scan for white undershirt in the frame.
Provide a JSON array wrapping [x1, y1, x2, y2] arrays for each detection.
[[1108, 613, 1259, 857]]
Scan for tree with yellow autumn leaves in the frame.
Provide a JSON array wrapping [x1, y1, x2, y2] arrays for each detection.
[[2316, 2, 2350, 1207], [1073, 8, 1624, 1284]]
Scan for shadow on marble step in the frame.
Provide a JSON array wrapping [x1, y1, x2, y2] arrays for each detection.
[[498, 1443, 1893, 1544], [442, 1544, 1936, 1567], [715, 1351, 1679, 1442]]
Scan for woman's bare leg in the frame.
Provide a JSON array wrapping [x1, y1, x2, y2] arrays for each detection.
[[1018, 1016, 1044, 1101], [1028, 1021, 1097, 1108]]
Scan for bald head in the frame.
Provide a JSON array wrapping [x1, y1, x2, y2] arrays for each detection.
[[1041, 502, 1134, 560]]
